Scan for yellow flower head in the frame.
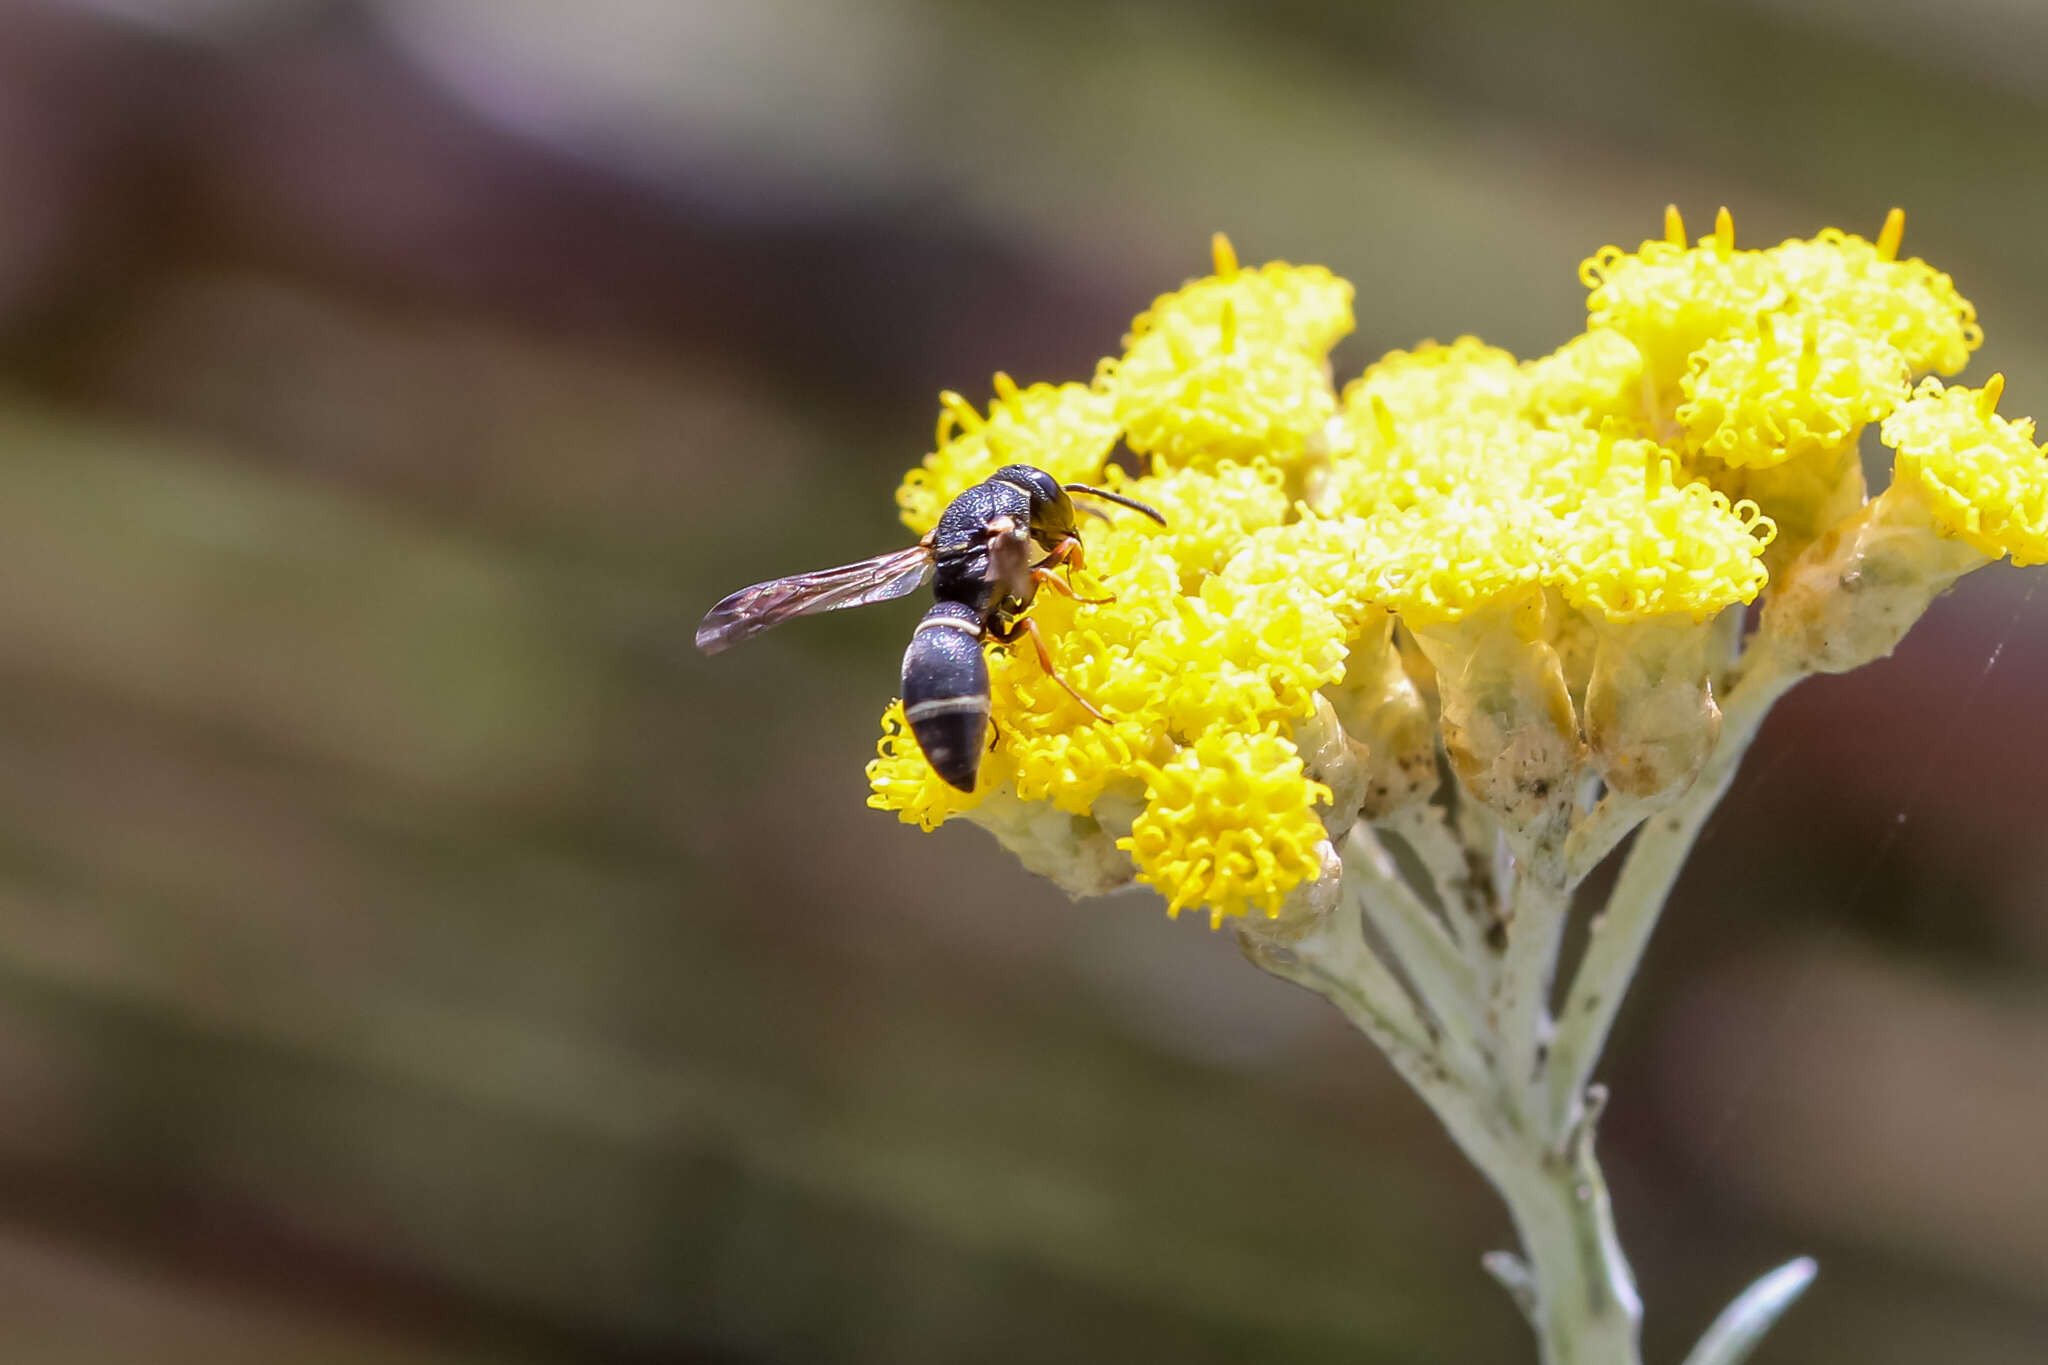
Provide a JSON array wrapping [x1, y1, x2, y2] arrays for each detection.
[[1767, 215, 1981, 377], [1129, 233, 1356, 357], [861, 215, 2028, 925], [1581, 208, 1783, 395], [867, 699, 1007, 830], [1119, 727, 1332, 926], [1883, 375, 2048, 565], [897, 377, 1119, 534], [1553, 455, 1775, 623], [1580, 208, 1980, 417], [1111, 328, 1336, 472], [1523, 329, 1648, 434], [1344, 336, 1526, 426], [1359, 497, 1550, 626], [1678, 313, 1911, 468], [1110, 238, 1354, 474]]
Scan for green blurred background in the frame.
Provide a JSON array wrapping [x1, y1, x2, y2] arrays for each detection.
[[0, 0, 2045, 1360]]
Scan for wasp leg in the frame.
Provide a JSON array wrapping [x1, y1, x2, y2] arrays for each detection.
[[1037, 535, 1116, 604], [1014, 616, 1108, 723], [1032, 565, 1115, 605]]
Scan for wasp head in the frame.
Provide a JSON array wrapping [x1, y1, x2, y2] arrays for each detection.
[[991, 464, 1081, 553]]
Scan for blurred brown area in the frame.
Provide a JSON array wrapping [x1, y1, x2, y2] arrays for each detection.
[[0, 0, 2044, 1360]]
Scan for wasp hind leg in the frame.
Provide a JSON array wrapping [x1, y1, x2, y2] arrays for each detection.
[[992, 615, 1109, 723]]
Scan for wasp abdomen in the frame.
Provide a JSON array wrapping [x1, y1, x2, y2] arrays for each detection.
[[901, 600, 991, 792]]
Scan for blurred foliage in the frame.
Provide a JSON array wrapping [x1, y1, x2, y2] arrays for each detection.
[[0, 0, 2044, 1360]]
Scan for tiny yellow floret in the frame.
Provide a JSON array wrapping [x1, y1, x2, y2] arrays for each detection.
[[1877, 207, 1905, 263]]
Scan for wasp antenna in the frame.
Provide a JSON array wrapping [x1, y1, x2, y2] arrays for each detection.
[[1064, 483, 1167, 525]]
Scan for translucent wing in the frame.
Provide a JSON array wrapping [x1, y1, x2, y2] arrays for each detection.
[[695, 544, 934, 654]]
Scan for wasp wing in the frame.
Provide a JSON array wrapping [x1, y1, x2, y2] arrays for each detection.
[[695, 544, 935, 654]]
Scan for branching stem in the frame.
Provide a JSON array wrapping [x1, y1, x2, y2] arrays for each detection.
[[1242, 648, 1809, 1364], [1546, 653, 1802, 1132]]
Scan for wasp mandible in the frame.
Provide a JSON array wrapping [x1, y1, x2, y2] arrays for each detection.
[[696, 464, 1165, 791]]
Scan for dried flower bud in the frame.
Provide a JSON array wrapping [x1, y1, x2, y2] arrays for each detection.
[[1413, 610, 1582, 836], [1583, 618, 1720, 799], [1323, 614, 1437, 819], [1760, 480, 1983, 675]]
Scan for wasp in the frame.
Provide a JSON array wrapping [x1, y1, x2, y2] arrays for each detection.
[[696, 464, 1166, 791]]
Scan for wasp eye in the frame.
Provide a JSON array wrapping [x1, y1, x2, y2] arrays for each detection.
[[991, 464, 1064, 508]]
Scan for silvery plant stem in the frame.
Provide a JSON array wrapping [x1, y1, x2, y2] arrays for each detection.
[[1546, 655, 1802, 1133], [1241, 653, 1809, 1364]]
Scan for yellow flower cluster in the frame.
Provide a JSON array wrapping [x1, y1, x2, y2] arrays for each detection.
[[1884, 375, 2048, 565], [896, 377, 1119, 532], [1122, 729, 1333, 920], [1319, 343, 1772, 627], [866, 210, 2035, 925], [1583, 207, 1982, 556], [1109, 235, 1354, 473], [1677, 315, 1910, 469]]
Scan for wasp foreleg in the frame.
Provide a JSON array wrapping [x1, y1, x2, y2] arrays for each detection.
[[1035, 535, 1116, 605], [991, 615, 1109, 723], [1032, 565, 1115, 605]]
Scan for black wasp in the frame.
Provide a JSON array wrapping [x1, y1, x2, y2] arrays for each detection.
[[696, 464, 1165, 791]]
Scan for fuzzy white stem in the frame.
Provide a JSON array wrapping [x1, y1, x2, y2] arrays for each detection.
[[1378, 801, 1490, 948], [1245, 648, 1810, 1365], [1495, 856, 1571, 1115], [1482, 1090, 1642, 1365], [1344, 825, 1483, 1049], [1239, 906, 1498, 1168], [1563, 791, 1654, 886], [1546, 652, 1802, 1131], [1252, 849, 1642, 1364]]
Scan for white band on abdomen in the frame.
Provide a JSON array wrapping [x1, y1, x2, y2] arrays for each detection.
[[915, 616, 983, 637], [905, 694, 992, 722]]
